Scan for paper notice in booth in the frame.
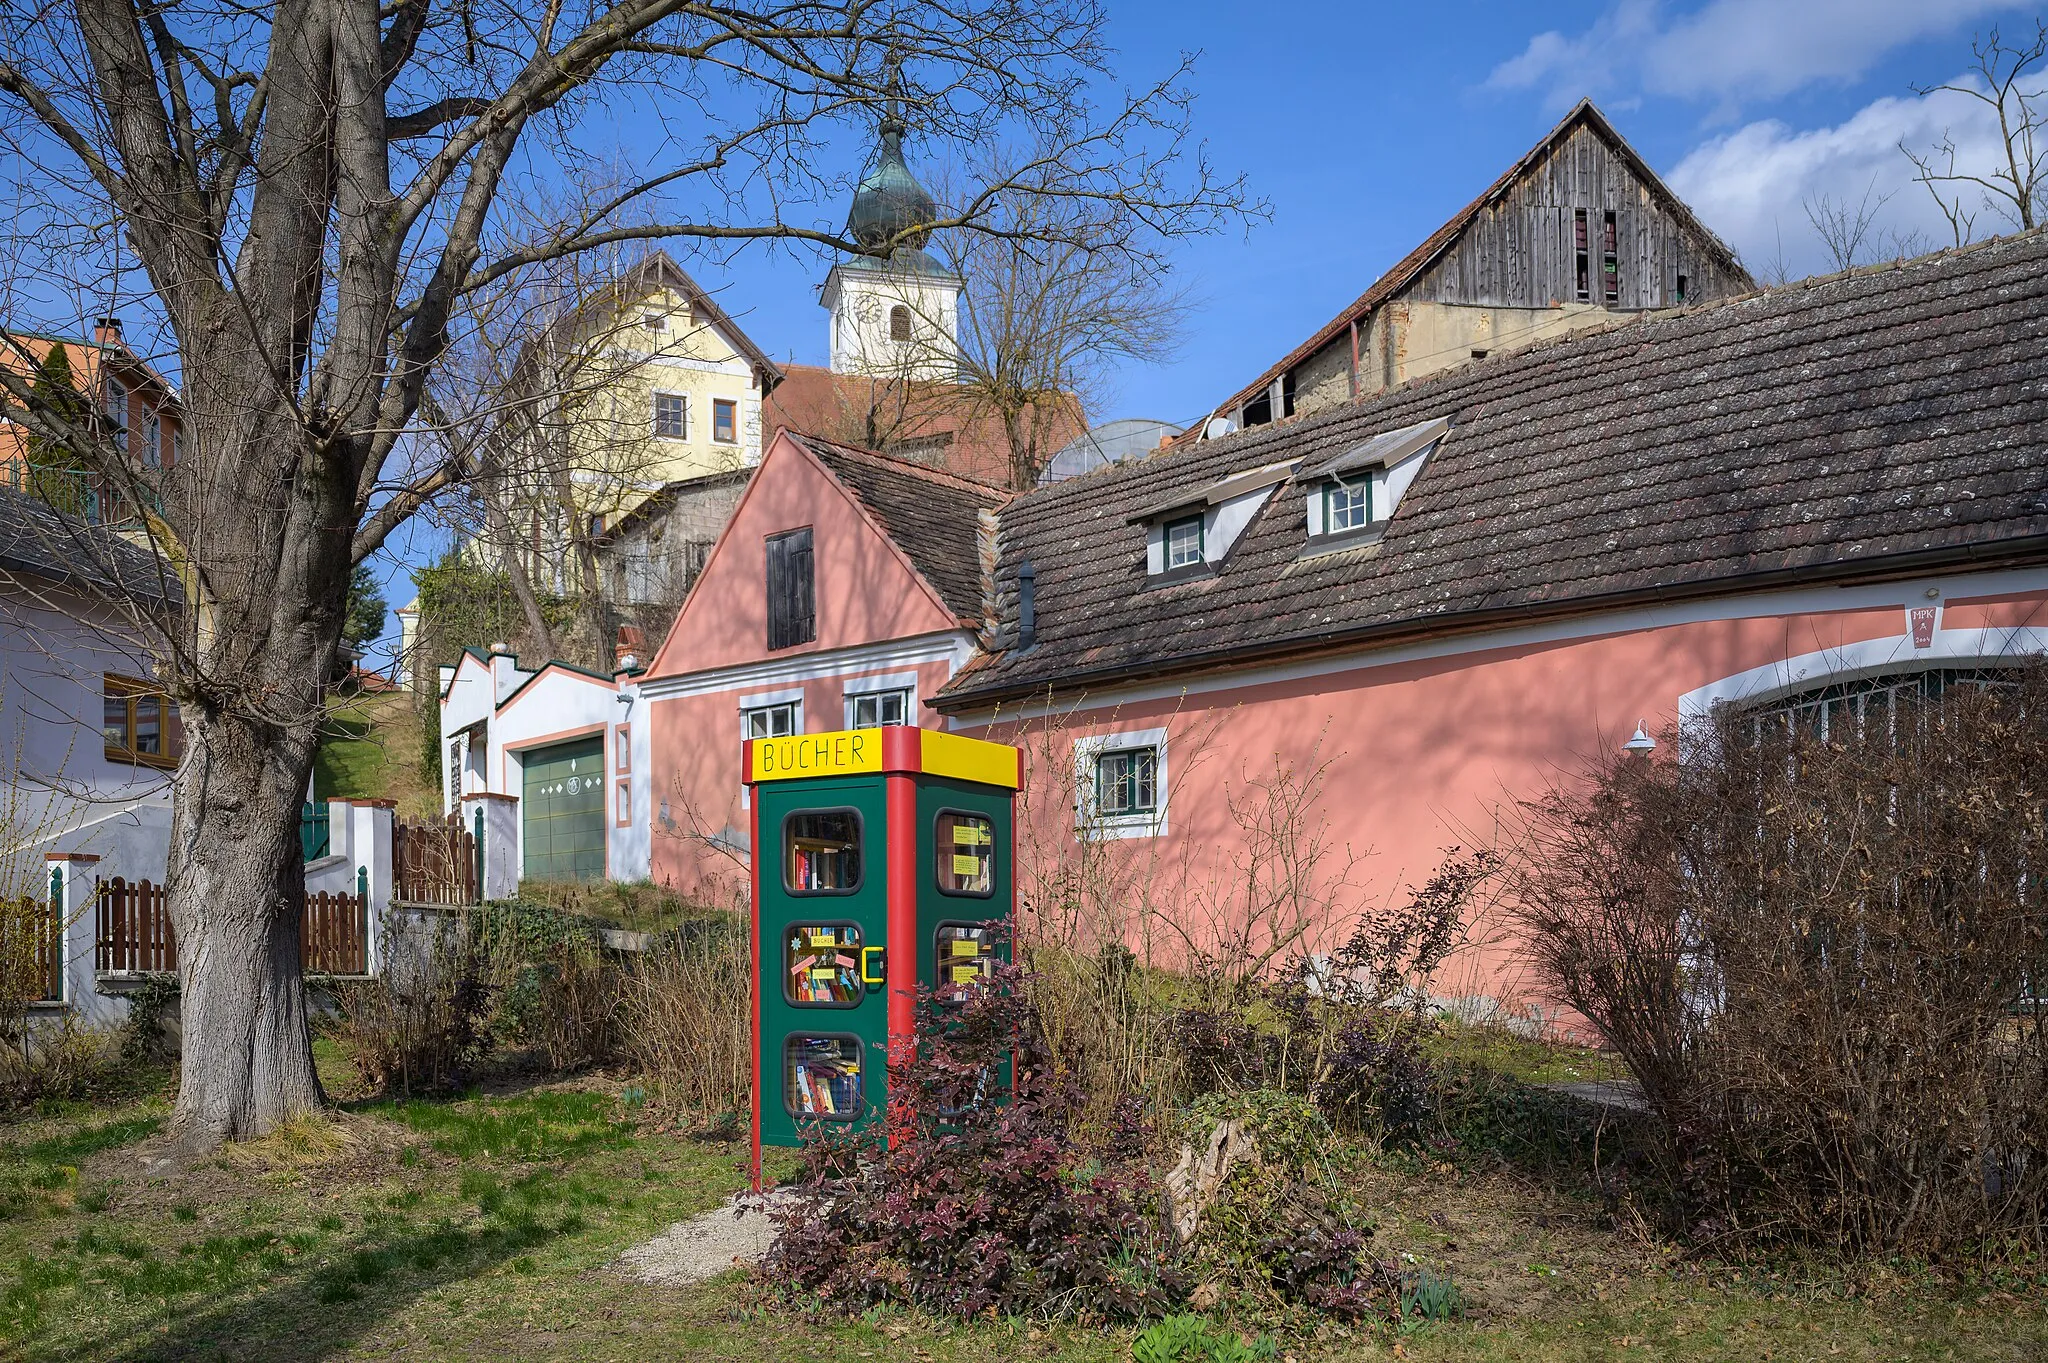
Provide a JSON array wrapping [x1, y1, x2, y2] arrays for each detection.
[[952, 825, 985, 846], [808, 931, 835, 947], [951, 965, 981, 984], [952, 854, 982, 878], [950, 939, 980, 957], [810, 967, 836, 980]]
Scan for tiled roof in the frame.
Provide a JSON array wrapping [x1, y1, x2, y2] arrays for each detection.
[[1179, 99, 1750, 443], [793, 431, 1010, 622], [936, 229, 2048, 710], [0, 487, 177, 604]]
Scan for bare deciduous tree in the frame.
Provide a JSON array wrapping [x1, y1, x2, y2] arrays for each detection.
[[0, 0, 1250, 1147], [1902, 20, 2047, 236], [1802, 179, 1927, 274]]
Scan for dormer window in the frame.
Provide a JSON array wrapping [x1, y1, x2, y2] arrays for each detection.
[[1323, 478, 1370, 534], [1303, 416, 1447, 551], [1131, 458, 1298, 583]]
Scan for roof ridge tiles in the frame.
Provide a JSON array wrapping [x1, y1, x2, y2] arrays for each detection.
[[788, 429, 1013, 498]]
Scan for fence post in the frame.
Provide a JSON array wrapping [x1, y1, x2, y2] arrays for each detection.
[[474, 807, 485, 903], [45, 866, 63, 1004]]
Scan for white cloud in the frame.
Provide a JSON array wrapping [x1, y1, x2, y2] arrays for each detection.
[[1489, 0, 2025, 113], [1667, 77, 2031, 279]]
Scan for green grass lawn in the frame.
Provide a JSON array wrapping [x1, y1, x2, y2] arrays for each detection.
[[313, 691, 433, 814], [2, 1077, 2043, 1362]]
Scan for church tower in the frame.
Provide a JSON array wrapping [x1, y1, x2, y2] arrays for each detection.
[[821, 107, 963, 380]]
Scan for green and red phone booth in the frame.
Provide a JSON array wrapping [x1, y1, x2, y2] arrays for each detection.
[[744, 724, 1021, 1184]]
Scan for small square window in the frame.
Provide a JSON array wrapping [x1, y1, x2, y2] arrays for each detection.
[[1164, 515, 1204, 570], [1095, 746, 1157, 817], [783, 922, 863, 1006], [936, 812, 994, 896], [654, 393, 686, 439], [642, 311, 666, 333], [1324, 479, 1370, 533], [713, 398, 737, 444], [744, 702, 797, 740], [784, 1034, 863, 1119], [848, 689, 909, 729], [784, 808, 862, 894]]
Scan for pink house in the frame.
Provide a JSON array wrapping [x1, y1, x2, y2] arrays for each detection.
[[641, 432, 1006, 890], [641, 232, 2048, 1009]]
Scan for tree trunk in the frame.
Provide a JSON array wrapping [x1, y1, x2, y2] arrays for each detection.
[[165, 705, 326, 1147]]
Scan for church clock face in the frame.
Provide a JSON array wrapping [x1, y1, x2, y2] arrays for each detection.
[[851, 294, 882, 326]]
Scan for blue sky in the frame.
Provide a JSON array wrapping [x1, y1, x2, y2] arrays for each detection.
[[358, 1, 2039, 655], [634, 0, 2038, 427]]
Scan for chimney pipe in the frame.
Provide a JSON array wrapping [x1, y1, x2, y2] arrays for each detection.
[[1016, 560, 1036, 651]]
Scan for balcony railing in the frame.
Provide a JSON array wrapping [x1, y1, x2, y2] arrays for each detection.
[[0, 461, 158, 527]]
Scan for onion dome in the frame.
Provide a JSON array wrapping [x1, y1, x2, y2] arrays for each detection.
[[846, 110, 937, 255]]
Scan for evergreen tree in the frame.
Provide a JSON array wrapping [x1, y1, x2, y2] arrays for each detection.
[[25, 344, 88, 469], [343, 564, 389, 654]]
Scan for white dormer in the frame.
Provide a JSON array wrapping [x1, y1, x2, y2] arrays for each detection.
[[1302, 416, 1447, 546], [1130, 459, 1299, 580]]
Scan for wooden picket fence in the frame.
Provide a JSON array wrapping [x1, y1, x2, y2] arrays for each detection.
[[394, 815, 478, 907], [3, 895, 63, 1002], [96, 878, 370, 977], [95, 878, 177, 974], [302, 890, 368, 976]]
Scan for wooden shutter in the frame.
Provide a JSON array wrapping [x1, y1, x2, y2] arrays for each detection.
[[765, 527, 816, 650]]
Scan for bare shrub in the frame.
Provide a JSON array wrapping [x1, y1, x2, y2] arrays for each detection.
[[326, 912, 493, 1096], [1506, 668, 2048, 1252], [621, 893, 751, 1120], [474, 901, 622, 1071]]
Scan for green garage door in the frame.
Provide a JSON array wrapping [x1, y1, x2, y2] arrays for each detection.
[[521, 737, 607, 882]]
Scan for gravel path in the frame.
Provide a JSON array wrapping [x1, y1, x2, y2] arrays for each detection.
[[615, 1190, 792, 1286]]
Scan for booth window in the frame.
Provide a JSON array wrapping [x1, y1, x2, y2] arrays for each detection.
[[935, 922, 997, 1003], [935, 811, 994, 896], [784, 922, 862, 1006], [785, 809, 862, 893], [784, 1034, 863, 1119]]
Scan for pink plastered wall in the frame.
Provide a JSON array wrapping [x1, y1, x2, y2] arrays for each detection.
[[968, 586, 2048, 1015], [647, 656, 958, 895], [647, 434, 961, 678]]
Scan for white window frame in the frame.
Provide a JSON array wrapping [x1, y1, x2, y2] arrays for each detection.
[[143, 412, 162, 469], [1324, 476, 1369, 533], [740, 687, 805, 741], [843, 672, 918, 729], [1073, 727, 1169, 840], [653, 391, 689, 440], [1164, 515, 1204, 571]]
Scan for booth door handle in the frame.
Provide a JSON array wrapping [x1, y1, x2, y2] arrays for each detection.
[[861, 946, 886, 985]]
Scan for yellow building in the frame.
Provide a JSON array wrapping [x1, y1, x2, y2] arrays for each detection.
[[554, 251, 784, 515]]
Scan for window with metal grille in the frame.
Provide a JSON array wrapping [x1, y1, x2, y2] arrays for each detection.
[[1751, 667, 2019, 744], [1094, 746, 1158, 816], [765, 527, 815, 649]]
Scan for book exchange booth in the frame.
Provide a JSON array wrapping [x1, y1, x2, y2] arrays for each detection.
[[744, 726, 1021, 1179]]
